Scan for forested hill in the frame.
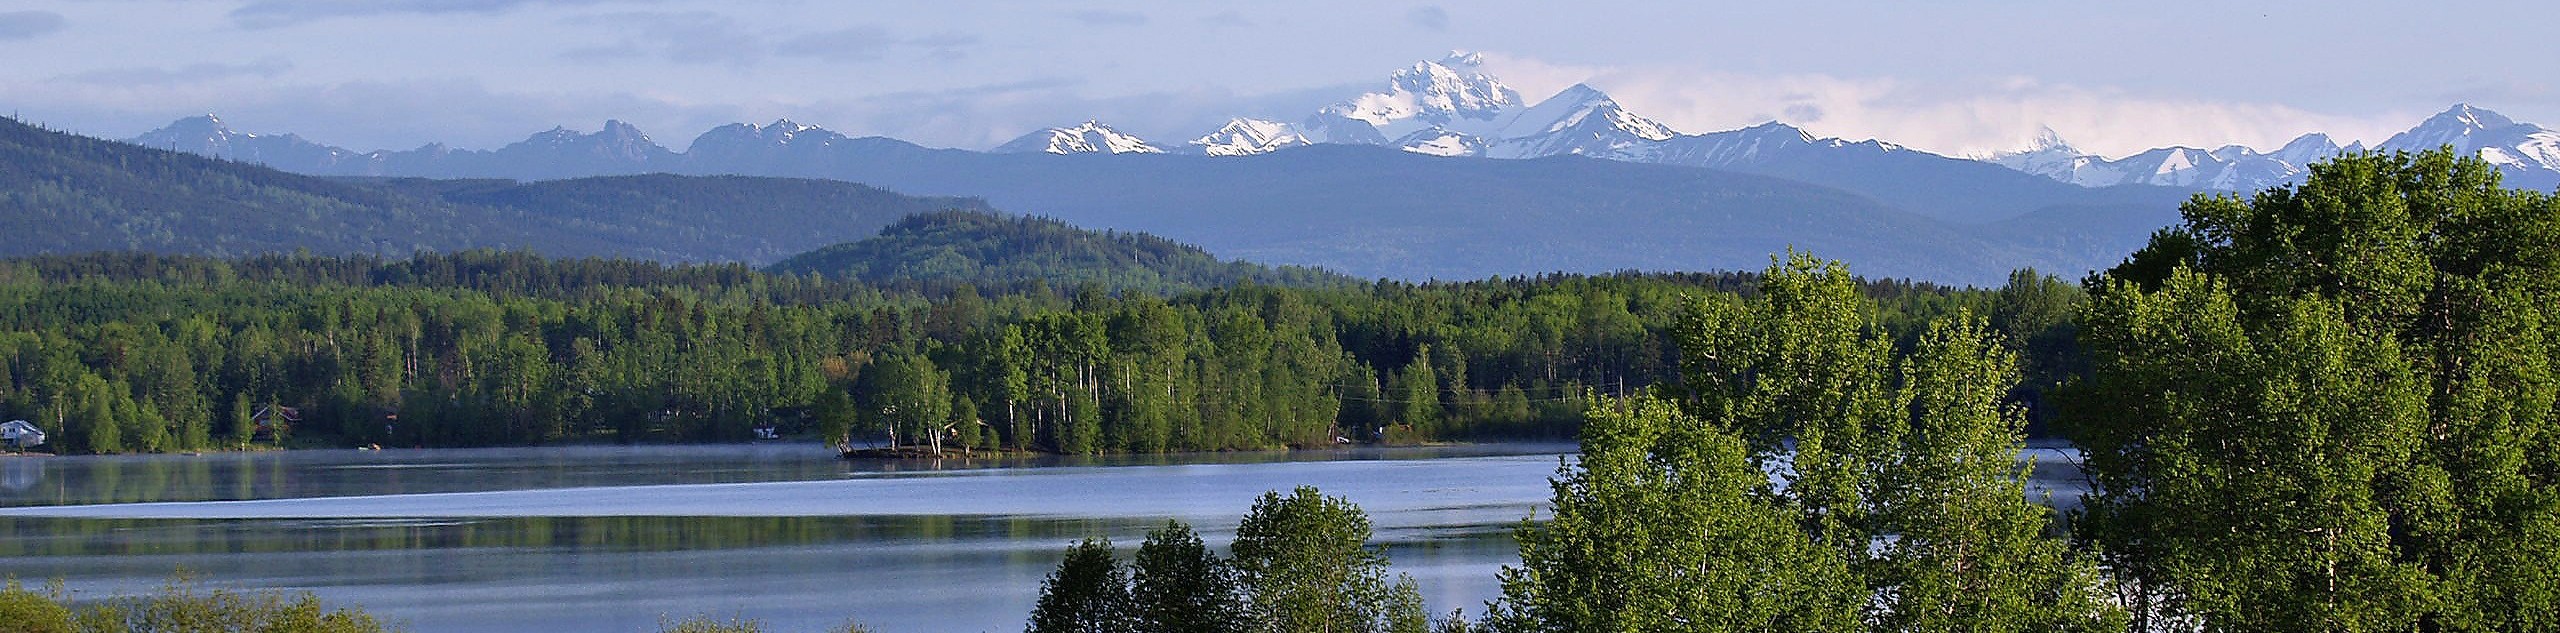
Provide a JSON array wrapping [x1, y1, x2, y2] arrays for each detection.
[[0, 116, 983, 263], [767, 210, 1359, 294], [361, 175, 995, 263], [0, 116, 544, 258]]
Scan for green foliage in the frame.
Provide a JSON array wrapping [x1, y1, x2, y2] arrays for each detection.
[[1027, 538, 1132, 633], [1871, 315, 2123, 633], [1491, 395, 1862, 633], [0, 250, 2033, 454], [0, 578, 76, 633], [77, 578, 389, 633], [1128, 521, 1249, 633], [1672, 252, 1900, 556], [1230, 486, 1427, 633], [1503, 257, 2122, 633], [2072, 149, 2560, 631], [767, 210, 1355, 296]]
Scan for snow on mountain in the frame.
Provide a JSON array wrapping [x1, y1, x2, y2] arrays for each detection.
[[996, 121, 1163, 155], [683, 119, 853, 174], [2378, 104, 2560, 184], [1393, 128, 1489, 157], [1990, 104, 2560, 191], [1486, 83, 1679, 160], [129, 114, 362, 168], [1295, 112, 1390, 146], [2382, 104, 2515, 151], [1985, 128, 2124, 187], [1985, 126, 2340, 191], [2269, 133, 2351, 167], [690, 119, 835, 151], [1189, 118, 1311, 156], [507, 120, 676, 163], [1317, 51, 1523, 143], [1651, 121, 1823, 168]]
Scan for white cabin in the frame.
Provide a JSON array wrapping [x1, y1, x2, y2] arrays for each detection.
[[0, 420, 44, 450]]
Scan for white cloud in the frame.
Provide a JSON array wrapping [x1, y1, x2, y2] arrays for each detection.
[[1477, 53, 2419, 159]]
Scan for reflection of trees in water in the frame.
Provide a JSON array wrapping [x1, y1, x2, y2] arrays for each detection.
[[0, 514, 1150, 558], [0, 457, 41, 493]]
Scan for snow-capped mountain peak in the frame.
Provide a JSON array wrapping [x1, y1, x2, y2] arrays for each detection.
[[2270, 133, 2343, 166], [1980, 103, 2560, 191], [1496, 83, 1676, 140], [685, 118, 849, 160], [1320, 51, 1523, 140], [2026, 126, 2076, 154], [133, 114, 248, 150], [995, 121, 1163, 155], [129, 113, 362, 168], [1189, 118, 1310, 156], [2384, 104, 2508, 151], [1985, 127, 2125, 186], [1481, 83, 1677, 160]]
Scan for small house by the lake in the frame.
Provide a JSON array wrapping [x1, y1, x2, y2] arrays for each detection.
[[253, 405, 301, 441]]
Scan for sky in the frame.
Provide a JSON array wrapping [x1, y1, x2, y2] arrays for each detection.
[[2, 0, 2553, 159]]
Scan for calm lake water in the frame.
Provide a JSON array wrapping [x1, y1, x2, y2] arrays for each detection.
[[0, 444, 1577, 633], [0, 442, 2089, 633]]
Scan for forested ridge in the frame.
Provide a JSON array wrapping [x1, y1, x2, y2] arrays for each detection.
[[0, 115, 984, 264], [768, 210, 1359, 295]]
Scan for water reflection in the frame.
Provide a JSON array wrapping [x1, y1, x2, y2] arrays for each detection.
[[0, 443, 2090, 633], [0, 445, 1567, 633]]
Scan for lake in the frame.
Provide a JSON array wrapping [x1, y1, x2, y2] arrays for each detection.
[[0, 442, 2090, 632], [0, 444, 1576, 632]]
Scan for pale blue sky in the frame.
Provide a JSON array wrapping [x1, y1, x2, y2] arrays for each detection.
[[2, 0, 2550, 157]]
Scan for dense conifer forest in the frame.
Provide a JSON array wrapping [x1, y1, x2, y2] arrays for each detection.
[[0, 244, 2046, 454]]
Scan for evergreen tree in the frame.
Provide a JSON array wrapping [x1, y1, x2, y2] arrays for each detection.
[[229, 392, 255, 448]]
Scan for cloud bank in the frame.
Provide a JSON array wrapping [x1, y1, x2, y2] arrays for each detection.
[[1477, 53, 2415, 159]]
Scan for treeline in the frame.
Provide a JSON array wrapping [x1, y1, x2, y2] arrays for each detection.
[[1008, 252, 2116, 633], [0, 248, 2071, 455]]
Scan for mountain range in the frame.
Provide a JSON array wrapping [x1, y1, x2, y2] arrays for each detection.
[[128, 52, 2560, 197], [12, 108, 2175, 286], [72, 53, 2560, 285], [1985, 105, 2560, 191], [987, 52, 2560, 192]]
